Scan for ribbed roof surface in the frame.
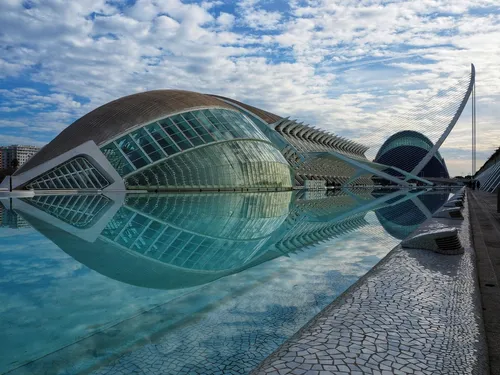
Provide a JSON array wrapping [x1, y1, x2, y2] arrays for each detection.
[[16, 90, 233, 175], [375, 130, 444, 162], [210, 95, 282, 124]]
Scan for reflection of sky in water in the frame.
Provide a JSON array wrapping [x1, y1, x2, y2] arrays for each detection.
[[0, 190, 451, 374], [0, 227, 202, 373]]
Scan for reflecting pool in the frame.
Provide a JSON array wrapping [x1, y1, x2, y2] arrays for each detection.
[[0, 188, 451, 375]]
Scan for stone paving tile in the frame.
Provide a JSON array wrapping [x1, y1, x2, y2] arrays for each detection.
[[470, 189, 500, 375], [251, 197, 488, 375]]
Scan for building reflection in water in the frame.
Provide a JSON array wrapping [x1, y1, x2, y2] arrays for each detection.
[[0, 201, 31, 229], [9, 188, 450, 290], [373, 189, 448, 239], [0, 188, 453, 375]]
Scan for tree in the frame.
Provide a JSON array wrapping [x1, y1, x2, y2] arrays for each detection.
[[11, 158, 19, 170]]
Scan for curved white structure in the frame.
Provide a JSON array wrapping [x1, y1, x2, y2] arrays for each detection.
[[475, 148, 500, 192]]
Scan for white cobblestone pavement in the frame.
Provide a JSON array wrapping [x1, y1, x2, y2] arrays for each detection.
[[251, 197, 489, 375]]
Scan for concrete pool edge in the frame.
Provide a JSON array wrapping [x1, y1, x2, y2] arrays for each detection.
[[251, 192, 489, 375]]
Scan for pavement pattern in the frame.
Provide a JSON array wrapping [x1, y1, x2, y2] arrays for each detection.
[[469, 189, 500, 375], [251, 195, 489, 375]]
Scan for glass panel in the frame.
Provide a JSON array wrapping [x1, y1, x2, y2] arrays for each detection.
[[166, 127, 188, 147], [59, 177, 72, 189], [147, 123, 181, 156], [189, 137, 204, 147], [131, 128, 165, 162], [176, 140, 192, 151], [51, 177, 64, 189], [126, 140, 291, 189], [44, 179, 56, 189], [176, 121, 198, 140], [95, 108, 272, 185], [74, 158, 88, 171], [72, 172, 88, 188], [169, 115, 185, 127], [25, 157, 111, 190], [116, 135, 149, 169], [194, 112, 221, 139], [84, 170, 100, 188], [65, 174, 81, 189], [101, 143, 135, 176], [94, 171, 108, 186], [181, 111, 196, 121]]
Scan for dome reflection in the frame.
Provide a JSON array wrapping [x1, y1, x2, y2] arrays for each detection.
[[10, 189, 451, 290]]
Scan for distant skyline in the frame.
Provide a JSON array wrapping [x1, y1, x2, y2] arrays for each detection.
[[1, 0, 499, 176]]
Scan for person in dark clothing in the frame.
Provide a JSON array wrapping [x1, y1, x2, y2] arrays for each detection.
[[476, 180, 481, 190]]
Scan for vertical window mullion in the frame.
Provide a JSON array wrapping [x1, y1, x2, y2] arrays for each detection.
[[83, 160, 103, 188], [129, 135, 153, 164], [173, 122, 195, 148], [143, 126, 168, 158], [113, 140, 137, 172], [156, 121, 177, 145], [72, 160, 93, 189]]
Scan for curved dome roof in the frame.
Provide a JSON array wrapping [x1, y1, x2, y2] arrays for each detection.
[[374, 130, 449, 178], [375, 130, 444, 162], [210, 95, 282, 124], [16, 90, 234, 175]]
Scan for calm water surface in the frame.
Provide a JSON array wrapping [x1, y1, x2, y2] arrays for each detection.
[[0, 188, 451, 375]]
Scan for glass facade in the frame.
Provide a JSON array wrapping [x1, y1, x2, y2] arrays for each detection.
[[123, 193, 291, 240], [92, 192, 291, 273], [100, 208, 272, 272], [24, 157, 110, 190], [125, 140, 292, 189], [100, 108, 269, 179]]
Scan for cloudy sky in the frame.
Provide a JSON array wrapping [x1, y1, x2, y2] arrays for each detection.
[[1, 0, 499, 176]]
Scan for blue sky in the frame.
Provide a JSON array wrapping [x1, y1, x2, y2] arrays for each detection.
[[1, 0, 499, 176]]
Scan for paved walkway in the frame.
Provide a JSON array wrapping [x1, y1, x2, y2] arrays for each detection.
[[469, 189, 500, 375], [251, 195, 488, 375]]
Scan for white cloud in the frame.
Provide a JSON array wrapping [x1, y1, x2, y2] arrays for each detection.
[[217, 12, 235, 30], [240, 8, 282, 30]]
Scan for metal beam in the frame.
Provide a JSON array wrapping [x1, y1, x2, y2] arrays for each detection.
[[389, 166, 433, 186], [307, 151, 411, 187]]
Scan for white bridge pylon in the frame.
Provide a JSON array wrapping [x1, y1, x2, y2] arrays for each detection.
[[410, 64, 476, 177]]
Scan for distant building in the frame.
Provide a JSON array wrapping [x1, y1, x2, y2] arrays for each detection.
[[0, 145, 41, 170]]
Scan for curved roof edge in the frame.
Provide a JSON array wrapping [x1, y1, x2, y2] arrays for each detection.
[[375, 130, 444, 162], [16, 90, 233, 175], [209, 94, 282, 124]]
